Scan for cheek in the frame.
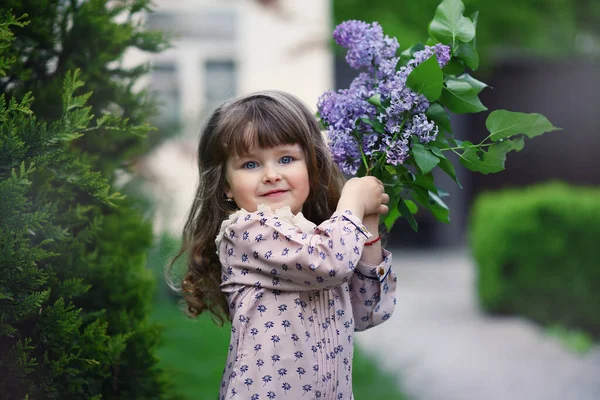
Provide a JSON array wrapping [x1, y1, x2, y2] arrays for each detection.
[[228, 173, 254, 197], [299, 168, 311, 197]]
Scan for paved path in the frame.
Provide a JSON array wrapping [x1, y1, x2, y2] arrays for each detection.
[[355, 250, 600, 400]]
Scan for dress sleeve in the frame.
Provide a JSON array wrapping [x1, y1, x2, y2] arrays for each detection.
[[349, 248, 397, 331], [220, 209, 372, 291]]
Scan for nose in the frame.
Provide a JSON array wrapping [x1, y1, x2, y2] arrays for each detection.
[[262, 163, 282, 183]]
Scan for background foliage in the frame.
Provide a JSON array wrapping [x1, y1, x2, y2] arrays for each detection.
[[0, 0, 168, 178], [334, 0, 600, 68]]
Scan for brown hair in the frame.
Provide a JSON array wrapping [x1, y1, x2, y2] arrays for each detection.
[[167, 90, 344, 324]]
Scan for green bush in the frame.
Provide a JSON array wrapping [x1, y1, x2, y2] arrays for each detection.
[[0, 4, 175, 398], [469, 182, 600, 339]]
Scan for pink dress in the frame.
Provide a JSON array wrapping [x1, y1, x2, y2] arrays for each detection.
[[217, 206, 397, 400]]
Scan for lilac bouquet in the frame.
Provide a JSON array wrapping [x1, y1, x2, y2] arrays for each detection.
[[317, 0, 560, 231]]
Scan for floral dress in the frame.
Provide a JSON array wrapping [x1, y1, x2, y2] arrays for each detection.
[[216, 205, 397, 400]]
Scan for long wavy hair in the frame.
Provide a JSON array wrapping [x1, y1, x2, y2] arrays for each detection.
[[167, 90, 344, 325]]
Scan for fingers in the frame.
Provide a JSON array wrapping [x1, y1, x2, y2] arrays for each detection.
[[378, 204, 389, 215], [343, 177, 388, 216], [370, 178, 388, 215], [381, 192, 389, 205]]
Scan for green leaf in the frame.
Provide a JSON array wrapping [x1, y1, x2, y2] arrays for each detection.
[[458, 138, 524, 174], [428, 0, 475, 45], [459, 145, 494, 173], [412, 143, 440, 174], [367, 94, 382, 107], [405, 200, 419, 214], [486, 110, 562, 141], [442, 59, 464, 75], [426, 103, 451, 134], [398, 197, 419, 232], [454, 73, 488, 94], [382, 197, 419, 232], [455, 42, 479, 70], [383, 204, 401, 232], [384, 165, 397, 175], [426, 191, 450, 224], [440, 80, 487, 114], [412, 173, 437, 192], [429, 190, 450, 213], [406, 56, 444, 102], [429, 146, 445, 158], [411, 187, 450, 224], [438, 157, 462, 188]]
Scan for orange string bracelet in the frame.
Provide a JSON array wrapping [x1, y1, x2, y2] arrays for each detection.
[[364, 235, 381, 246]]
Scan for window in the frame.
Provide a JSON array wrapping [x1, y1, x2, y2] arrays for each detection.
[[203, 60, 236, 117], [150, 62, 180, 130]]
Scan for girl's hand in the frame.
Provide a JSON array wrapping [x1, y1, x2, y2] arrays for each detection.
[[336, 177, 389, 219]]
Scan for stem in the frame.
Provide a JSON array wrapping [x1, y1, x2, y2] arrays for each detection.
[[360, 147, 370, 175], [438, 142, 494, 152], [450, 148, 471, 162], [352, 130, 372, 175]]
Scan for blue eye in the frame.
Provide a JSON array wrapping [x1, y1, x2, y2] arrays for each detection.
[[243, 161, 258, 169], [280, 156, 292, 164]]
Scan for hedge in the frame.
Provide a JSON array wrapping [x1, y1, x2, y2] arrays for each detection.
[[469, 182, 600, 339]]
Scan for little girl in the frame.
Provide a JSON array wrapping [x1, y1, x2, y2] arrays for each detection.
[[174, 90, 397, 400]]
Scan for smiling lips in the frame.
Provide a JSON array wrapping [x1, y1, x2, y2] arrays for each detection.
[[261, 189, 288, 197]]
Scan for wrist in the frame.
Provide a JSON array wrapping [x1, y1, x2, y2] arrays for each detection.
[[362, 214, 380, 235], [335, 198, 364, 220], [365, 235, 381, 246]]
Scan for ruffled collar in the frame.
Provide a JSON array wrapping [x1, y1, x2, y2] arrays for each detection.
[[215, 204, 316, 254]]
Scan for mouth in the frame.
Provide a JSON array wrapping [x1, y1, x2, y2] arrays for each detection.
[[261, 190, 288, 197]]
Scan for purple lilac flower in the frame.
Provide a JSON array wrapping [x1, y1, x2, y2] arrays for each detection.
[[408, 44, 451, 69], [385, 67, 429, 113], [333, 20, 399, 73], [362, 134, 379, 157], [317, 89, 373, 134], [381, 135, 410, 166], [377, 66, 409, 106], [405, 113, 439, 143], [376, 57, 399, 80], [326, 127, 361, 175], [319, 20, 445, 175]]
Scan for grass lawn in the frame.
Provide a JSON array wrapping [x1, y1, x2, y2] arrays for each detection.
[[150, 301, 408, 400]]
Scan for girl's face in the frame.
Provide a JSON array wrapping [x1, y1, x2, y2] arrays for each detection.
[[225, 143, 310, 214]]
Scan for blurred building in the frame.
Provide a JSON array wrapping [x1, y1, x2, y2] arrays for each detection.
[[126, 0, 333, 234]]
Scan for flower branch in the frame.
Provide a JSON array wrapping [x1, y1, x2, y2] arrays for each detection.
[[317, 0, 560, 232]]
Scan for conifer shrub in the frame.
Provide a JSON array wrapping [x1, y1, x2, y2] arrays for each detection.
[[469, 182, 600, 339], [0, 3, 176, 398]]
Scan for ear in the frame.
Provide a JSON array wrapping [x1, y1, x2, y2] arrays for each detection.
[[224, 183, 233, 200]]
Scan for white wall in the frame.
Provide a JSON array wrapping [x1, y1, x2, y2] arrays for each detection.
[[238, 0, 333, 111]]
